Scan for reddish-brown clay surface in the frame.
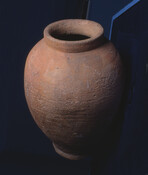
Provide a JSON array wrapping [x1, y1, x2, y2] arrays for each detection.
[[24, 19, 125, 160]]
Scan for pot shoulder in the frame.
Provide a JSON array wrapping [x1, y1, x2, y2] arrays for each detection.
[[25, 38, 123, 85]]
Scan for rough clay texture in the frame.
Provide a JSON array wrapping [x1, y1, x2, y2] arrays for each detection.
[[24, 20, 124, 160]]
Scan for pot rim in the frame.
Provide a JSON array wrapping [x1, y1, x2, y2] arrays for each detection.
[[44, 19, 104, 53]]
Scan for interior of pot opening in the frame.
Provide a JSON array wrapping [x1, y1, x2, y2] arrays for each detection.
[[50, 32, 90, 41]]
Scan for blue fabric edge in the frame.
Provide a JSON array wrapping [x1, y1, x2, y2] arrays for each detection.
[[109, 0, 140, 40]]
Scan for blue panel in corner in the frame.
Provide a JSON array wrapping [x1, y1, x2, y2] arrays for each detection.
[[87, 0, 133, 38], [109, 0, 140, 40]]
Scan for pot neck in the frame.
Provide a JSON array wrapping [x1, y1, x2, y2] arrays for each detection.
[[44, 19, 104, 53]]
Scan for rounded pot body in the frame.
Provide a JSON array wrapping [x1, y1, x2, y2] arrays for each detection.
[[24, 19, 125, 160]]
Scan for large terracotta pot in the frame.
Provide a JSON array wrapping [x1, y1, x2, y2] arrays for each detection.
[[24, 19, 125, 160]]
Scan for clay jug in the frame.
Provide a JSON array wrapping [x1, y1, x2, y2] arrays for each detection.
[[24, 19, 125, 160]]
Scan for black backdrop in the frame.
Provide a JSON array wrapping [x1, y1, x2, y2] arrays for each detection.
[[0, 1, 90, 174], [1, 0, 148, 175], [91, 0, 148, 175]]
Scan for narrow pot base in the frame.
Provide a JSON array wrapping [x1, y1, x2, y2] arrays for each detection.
[[53, 143, 86, 160]]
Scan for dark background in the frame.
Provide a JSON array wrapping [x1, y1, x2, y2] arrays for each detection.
[[0, 0, 148, 175], [91, 0, 148, 175]]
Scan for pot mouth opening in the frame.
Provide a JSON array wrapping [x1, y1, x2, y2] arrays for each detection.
[[44, 19, 104, 53], [50, 32, 90, 41]]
